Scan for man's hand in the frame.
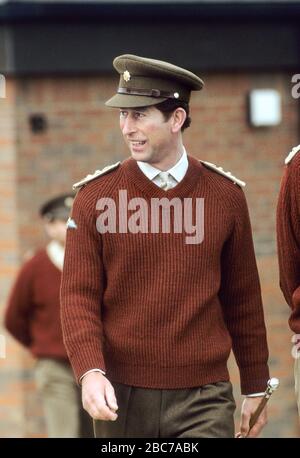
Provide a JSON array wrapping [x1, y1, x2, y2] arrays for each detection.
[[81, 371, 118, 421], [236, 397, 267, 438]]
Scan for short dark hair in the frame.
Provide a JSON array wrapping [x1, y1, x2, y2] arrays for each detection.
[[154, 99, 191, 131]]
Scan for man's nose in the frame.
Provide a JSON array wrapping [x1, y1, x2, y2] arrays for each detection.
[[122, 116, 137, 136]]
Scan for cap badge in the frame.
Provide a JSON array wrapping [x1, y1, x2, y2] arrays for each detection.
[[123, 70, 131, 82]]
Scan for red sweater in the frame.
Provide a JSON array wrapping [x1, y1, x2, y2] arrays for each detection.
[[61, 156, 269, 394], [277, 151, 300, 333], [5, 249, 68, 360]]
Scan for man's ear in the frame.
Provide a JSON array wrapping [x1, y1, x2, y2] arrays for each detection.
[[171, 108, 187, 133]]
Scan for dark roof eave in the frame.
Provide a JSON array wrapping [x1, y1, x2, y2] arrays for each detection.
[[1, 2, 300, 23]]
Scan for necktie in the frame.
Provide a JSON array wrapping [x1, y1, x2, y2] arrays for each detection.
[[158, 171, 173, 191]]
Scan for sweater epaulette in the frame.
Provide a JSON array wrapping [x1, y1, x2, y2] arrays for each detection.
[[200, 160, 246, 187], [73, 161, 121, 190], [284, 144, 300, 165]]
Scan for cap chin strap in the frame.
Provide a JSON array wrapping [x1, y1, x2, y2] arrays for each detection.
[[118, 87, 181, 100]]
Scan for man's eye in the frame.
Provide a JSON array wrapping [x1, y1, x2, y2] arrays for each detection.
[[120, 111, 127, 118], [134, 112, 145, 119]]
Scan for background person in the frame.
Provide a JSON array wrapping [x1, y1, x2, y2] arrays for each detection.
[[277, 144, 300, 415], [4, 193, 93, 438]]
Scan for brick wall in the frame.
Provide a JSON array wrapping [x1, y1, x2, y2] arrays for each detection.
[[0, 78, 32, 437], [0, 71, 299, 437]]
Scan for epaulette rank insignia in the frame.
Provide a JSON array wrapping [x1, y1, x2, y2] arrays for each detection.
[[73, 161, 121, 190], [200, 160, 246, 187], [285, 144, 300, 165]]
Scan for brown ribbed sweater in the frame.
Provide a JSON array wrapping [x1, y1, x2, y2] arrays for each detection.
[[277, 152, 300, 333], [61, 156, 269, 394], [5, 249, 68, 360]]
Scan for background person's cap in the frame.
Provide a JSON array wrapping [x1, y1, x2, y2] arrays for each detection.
[[39, 193, 75, 222], [105, 54, 204, 108]]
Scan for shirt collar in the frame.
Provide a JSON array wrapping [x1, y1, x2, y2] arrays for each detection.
[[46, 240, 65, 271], [137, 148, 188, 182]]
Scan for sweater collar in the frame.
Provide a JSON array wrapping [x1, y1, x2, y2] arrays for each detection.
[[122, 154, 203, 198]]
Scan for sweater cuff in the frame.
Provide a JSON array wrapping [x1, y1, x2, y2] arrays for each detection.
[[79, 368, 106, 385], [239, 364, 270, 394]]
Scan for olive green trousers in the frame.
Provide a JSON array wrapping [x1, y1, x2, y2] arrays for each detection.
[[94, 380, 235, 438], [34, 358, 93, 438]]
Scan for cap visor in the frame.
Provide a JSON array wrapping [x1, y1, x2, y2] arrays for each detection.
[[105, 93, 168, 108]]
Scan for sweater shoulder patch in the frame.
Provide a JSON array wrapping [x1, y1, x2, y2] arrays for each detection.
[[73, 161, 121, 190], [285, 144, 300, 165], [200, 160, 246, 187]]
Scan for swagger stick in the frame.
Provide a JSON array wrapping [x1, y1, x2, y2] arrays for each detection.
[[248, 377, 279, 432]]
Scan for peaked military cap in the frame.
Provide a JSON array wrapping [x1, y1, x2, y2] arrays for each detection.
[[39, 193, 75, 222], [105, 54, 204, 108]]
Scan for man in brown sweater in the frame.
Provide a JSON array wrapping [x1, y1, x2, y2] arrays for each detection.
[[61, 54, 270, 438], [5, 194, 92, 438], [277, 144, 300, 414]]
